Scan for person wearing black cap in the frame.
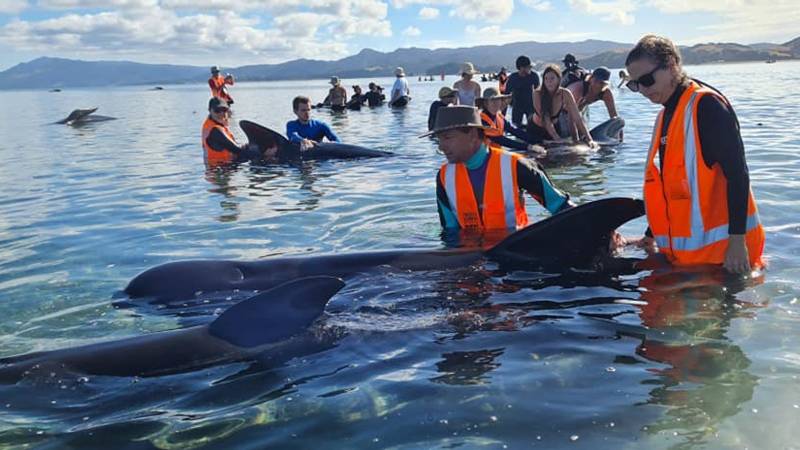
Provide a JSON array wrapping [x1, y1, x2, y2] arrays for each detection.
[[503, 55, 540, 127], [423, 106, 573, 231], [565, 66, 619, 119], [346, 85, 366, 110], [202, 97, 262, 166], [208, 65, 235, 105], [561, 53, 586, 88]]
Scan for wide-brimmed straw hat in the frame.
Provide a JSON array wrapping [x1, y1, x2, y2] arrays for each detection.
[[419, 105, 490, 137], [395, 67, 405, 76], [481, 87, 510, 100], [461, 62, 478, 75], [438, 86, 458, 99]]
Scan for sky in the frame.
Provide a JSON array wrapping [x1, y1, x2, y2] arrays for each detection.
[[0, 0, 797, 71]]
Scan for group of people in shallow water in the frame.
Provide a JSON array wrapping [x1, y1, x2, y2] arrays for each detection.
[[202, 34, 765, 277], [428, 55, 618, 149]]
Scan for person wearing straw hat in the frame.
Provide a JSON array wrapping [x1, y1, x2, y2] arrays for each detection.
[[423, 106, 573, 231], [428, 86, 459, 131], [390, 67, 410, 105], [453, 62, 482, 106], [323, 76, 348, 111], [478, 87, 541, 153]]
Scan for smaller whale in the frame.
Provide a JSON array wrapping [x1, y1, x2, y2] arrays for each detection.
[[239, 120, 393, 161], [589, 117, 625, 147], [0, 276, 344, 382], [55, 108, 117, 126]]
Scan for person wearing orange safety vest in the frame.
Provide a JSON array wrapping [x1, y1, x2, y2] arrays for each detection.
[[478, 87, 542, 154], [202, 97, 263, 166], [423, 105, 573, 231], [208, 66, 235, 104], [623, 35, 765, 274]]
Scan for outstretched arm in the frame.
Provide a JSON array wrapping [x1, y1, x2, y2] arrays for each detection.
[[563, 89, 592, 142]]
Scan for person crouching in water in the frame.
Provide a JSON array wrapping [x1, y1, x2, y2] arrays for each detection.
[[479, 87, 543, 154], [621, 34, 764, 274], [428, 86, 459, 131], [528, 64, 594, 146], [424, 105, 573, 232], [202, 98, 264, 166]]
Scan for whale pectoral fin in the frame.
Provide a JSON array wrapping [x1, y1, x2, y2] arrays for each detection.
[[590, 117, 625, 142], [208, 276, 345, 348], [239, 120, 293, 154], [486, 197, 645, 267]]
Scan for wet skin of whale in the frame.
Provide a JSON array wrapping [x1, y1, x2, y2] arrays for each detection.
[[124, 197, 645, 304], [239, 120, 393, 161], [0, 277, 344, 383]]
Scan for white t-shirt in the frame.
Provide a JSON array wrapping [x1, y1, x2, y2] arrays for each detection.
[[391, 76, 409, 101]]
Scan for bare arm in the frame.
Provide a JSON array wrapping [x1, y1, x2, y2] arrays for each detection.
[[534, 90, 561, 140], [562, 89, 592, 141], [602, 89, 618, 118]]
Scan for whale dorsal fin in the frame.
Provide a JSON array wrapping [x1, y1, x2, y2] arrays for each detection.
[[486, 197, 644, 267], [57, 107, 98, 124], [208, 276, 344, 348], [239, 119, 299, 156]]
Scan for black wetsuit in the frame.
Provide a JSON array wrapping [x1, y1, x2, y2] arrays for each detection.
[[480, 112, 531, 151], [647, 81, 750, 235], [365, 91, 385, 107], [206, 124, 243, 155], [428, 100, 447, 131], [504, 71, 540, 126]]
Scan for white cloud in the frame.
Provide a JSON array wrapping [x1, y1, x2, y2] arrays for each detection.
[[38, 0, 157, 8], [402, 25, 421, 36], [567, 0, 635, 25], [647, 0, 800, 44], [464, 24, 595, 45], [521, 0, 552, 12], [418, 6, 439, 19], [449, 0, 513, 23], [0, 0, 28, 14]]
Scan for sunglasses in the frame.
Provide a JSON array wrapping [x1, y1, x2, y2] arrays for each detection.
[[213, 107, 229, 113], [626, 65, 664, 92]]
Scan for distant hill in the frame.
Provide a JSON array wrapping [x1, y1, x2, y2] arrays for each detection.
[[583, 40, 800, 69], [2, 36, 797, 90]]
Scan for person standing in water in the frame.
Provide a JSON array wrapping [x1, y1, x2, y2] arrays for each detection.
[[208, 66, 235, 104], [323, 76, 348, 110], [428, 86, 459, 131], [365, 82, 386, 106], [504, 55, 540, 127], [286, 96, 340, 151], [390, 67, 410, 105], [622, 34, 764, 274], [453, 62, 482, 106], [202, 98, 261, 166], [478, 87, 541, 153]]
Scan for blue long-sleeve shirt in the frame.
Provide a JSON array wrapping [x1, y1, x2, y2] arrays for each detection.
[[286, 119, 340, 144]]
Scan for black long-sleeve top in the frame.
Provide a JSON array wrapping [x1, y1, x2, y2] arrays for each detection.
[[481, 113, 531, 151]]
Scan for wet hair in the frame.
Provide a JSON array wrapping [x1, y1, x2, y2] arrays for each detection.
[[625, 34, 688, 83], [540, 64, 562, 121], [293, 95, 310, 111]]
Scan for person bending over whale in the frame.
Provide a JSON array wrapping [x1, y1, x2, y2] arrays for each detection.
[[202, 97, 262, 166], [424, 106, 574, 231], [528, 64, 594, 146], [286, 96, 341, 152], [479, 87, 543, 154]]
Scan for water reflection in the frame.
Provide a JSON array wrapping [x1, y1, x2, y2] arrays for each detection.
[[431, 348, 504, 385], [634, 268, 764, 449]]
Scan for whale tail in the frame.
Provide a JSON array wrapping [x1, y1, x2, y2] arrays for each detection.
[[486, 197, 645, 269], [209, 276, 345, 348]]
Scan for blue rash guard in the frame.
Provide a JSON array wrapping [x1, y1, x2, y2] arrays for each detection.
[[436, 144, 572, 229], [286, 119, 340, 144]]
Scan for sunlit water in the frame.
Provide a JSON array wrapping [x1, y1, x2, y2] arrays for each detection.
[[0, 61, 798, 449]]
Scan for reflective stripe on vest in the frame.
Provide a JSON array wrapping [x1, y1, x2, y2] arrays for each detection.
[[441, 148, 525, 230], [644, 82, 764, 265]]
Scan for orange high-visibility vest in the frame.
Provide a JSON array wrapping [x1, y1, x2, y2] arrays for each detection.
[[480, 111, 505, 151], [202, 117, 237, 165], [643, 81, 764, 267], [439, 147, 528, 230], [209, 75, 232, 103]]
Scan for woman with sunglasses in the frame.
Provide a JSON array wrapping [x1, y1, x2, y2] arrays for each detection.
[[528, 64, 594, 146], [202, 97, 263, 166], [624, 35, 764, 274]]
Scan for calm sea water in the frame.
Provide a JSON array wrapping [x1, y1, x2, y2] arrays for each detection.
[[0, 61, 798, 449]]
